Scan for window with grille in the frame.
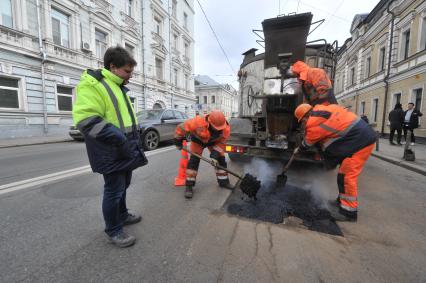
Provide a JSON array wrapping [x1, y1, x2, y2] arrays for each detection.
[[360, 101, 365, 115], [421, 17, 426, 51], [350, 67, 355, 85], [126, 0, 133, 17], [211, 96, 215, 103], [365, 57, 371, 78], [373, 98, 379, 122], [183, 12, 188, 29], [0, 77, 19, 109], [203, 96, 207, 104], [401, 29, 410, 60], [51, 8, 70, 47], [125, 43, 134, 56], [95, 29, 107, 59], [0, 0, 13, 28], [154, 17, 162, 35], [413, 88, 423, 111], [173, 68, 178, 86], [172, 0, 177, 18], [57, 85, 73, 111]]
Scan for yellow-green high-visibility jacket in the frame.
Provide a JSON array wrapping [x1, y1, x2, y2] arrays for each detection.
[[73, 68, 147, 174]]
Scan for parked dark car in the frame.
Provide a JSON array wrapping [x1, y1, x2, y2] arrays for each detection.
[[69, 125, 84, 141], [137, 109, 188, 150]]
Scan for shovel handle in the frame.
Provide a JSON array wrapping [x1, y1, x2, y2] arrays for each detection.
[[282, 147, 299, 173], [181, 146, 243, 179]]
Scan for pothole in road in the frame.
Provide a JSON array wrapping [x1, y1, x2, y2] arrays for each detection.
[[223, 181, 343, 236]]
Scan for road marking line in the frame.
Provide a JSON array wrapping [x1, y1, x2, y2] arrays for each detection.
[[0, 146, 176, 196]]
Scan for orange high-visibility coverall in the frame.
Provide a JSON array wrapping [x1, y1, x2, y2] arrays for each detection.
[[175, 114, 231, 187], [302, 104, 376, 213], [292, 60, 337, 106]]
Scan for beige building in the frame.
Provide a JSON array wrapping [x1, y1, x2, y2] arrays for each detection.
[[194, 75, 238, 119], [335, 0, 426, 139]]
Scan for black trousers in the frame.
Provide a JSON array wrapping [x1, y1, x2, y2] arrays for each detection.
[[403, 125, 416, 143], [389, 127, 402, 144]]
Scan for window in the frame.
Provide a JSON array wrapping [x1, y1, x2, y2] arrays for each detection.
[[401, 29, 410, 60], [379, 47, 386, 71], [203, 96, 207, 104], [393, 93, 401, 108], [184, 74, 188, 90], [0, 0, 13, 28], [51, 8, 70, 47], [155, 57, 163, 80], [57, 86, 73, 111], [372, 98, 379, 122], [95, 29, 107, 59], [413, 88, 423, 111], [162, 110, 174, 120], [174, 104, 178, 109], [126, 0, 133, 17], [360, 101, 365, 115], [172, 0, 177, 18], [365, 57, 371, 78], [184, 42, 189, 57], [174, 110, 184, 119], [350, 67, 355, 85], [154, 17, 162, 35], [211, 96, 215, 103], [184, 106, 188, 114], [0, 77, 19, 109], [125, 43, 134, 56], [183, 12, 188, 29], [173, 33, 178, 49], [421, 17, 426, 51], [173, 68, 178, 86]]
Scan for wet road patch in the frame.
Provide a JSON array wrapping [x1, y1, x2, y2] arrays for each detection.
[[223, 181, 343, 236]]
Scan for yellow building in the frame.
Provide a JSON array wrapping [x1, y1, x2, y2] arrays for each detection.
[[335, 0, 426, 140]]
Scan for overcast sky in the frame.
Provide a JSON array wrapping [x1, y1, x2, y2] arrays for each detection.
[[194, 0, 379, 88]]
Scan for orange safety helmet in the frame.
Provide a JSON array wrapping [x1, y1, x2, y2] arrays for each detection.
[[208, 110, 227, 130], [294, 103, 313, 122]]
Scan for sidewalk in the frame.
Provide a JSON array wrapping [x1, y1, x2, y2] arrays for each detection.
[[372, 138, 426, 176], [0, 136, 74, 148]]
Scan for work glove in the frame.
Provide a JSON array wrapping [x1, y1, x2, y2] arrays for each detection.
[[298, 140, 310, 152], [174, 138, 184, 150]]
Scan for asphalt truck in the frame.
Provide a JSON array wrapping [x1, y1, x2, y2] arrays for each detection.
[[225, 13, 338, 163]]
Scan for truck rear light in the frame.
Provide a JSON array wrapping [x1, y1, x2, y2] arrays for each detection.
[[225, 145, 246, 153]]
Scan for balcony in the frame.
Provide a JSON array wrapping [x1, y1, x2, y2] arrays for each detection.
[[120, 12, 139, 29], [151, 32, 164, 46], [93, 0, 112, 13], [0, 25, 39, 54]]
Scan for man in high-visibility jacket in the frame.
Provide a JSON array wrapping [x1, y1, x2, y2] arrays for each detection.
[[294, 103, 376, 221], [73, 46, 147, 247], [290, 60, 337, 106], [174, 110, 231, 199]]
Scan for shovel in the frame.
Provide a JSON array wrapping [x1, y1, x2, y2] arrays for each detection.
[[276, 147, 299, 186], [182, 146, 261, 199]]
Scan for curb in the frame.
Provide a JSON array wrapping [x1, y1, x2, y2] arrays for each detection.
[[371, 152, 426, 176], [0, 139, 75, 149]]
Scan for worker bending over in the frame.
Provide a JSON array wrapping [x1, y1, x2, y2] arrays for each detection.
[[295, 103, 376, 221], [174, 110, 231, 199], [290, 60, 337, 106]]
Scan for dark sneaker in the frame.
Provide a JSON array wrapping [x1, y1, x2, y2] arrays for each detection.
[[123, 213, 142, 226], [218, 179, 233, 190], [184, 186, 193, 199], [106, 231, 136, 248]]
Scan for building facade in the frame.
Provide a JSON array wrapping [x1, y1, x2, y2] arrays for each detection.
[[335, 0, 426, 139], [0, 0, 195, 139], [194, 75, 238, 119]]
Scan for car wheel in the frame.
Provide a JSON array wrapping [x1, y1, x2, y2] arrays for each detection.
[[143, 130, 159, 150]]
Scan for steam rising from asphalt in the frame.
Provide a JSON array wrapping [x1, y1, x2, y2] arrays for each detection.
[[242, 158, 337, 208]]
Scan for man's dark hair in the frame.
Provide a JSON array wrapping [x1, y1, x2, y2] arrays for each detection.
[[104, 45, 137, 70], [408, 102, 415, 106]]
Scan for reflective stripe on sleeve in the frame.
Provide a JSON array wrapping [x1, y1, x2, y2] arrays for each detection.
[[322, 117, 361, 149], [88, 120, 108, 138]]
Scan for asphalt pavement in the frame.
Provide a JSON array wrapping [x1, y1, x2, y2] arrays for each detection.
[[0, 142, 425, 282]]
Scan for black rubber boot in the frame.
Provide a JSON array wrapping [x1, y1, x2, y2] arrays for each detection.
[[184, 186, 193, 199], [218, 179, 233, 190]]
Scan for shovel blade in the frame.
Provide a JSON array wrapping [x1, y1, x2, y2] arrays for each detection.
[[276, 173, 288, 186]]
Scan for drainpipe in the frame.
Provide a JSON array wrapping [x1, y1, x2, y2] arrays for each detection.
[[168, 0, 174, 108], [381, 0, 396, 135], [141, 0, 147, 110], [36, 0, 48, 134]]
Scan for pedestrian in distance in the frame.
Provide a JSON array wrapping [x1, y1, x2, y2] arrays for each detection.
[[388, 103, 404, 145], [402, 102, 423, 145], [73, 46, 148, 248], [174, 110, 232, 199], [288, 60, 338, 106], [294, 103, 376, 222]]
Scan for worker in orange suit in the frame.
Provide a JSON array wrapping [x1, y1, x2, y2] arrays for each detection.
[[290, 60, 337, 106], [294, 103, 376, 221], [174, 110, 231, 199]]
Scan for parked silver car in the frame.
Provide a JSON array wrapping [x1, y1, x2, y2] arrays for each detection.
[[137, 109, 188, 150]]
